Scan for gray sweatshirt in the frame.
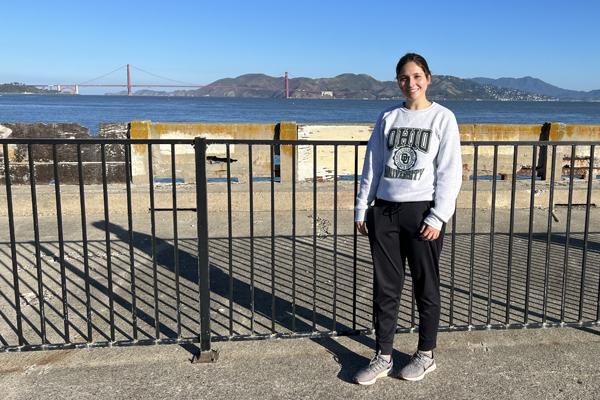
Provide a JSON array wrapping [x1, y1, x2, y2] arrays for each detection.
[[355, 102, 463, 230]]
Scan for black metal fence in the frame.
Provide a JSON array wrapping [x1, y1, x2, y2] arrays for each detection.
[[0, 138, 598, 355]]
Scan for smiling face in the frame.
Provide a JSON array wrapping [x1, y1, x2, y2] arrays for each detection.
[[396, 61, 432, 106]]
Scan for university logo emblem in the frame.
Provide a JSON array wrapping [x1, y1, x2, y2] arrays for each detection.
[[393, 146, 417, 171]]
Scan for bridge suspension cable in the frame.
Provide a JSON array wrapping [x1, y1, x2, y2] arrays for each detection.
[[131, 65, 199, 86], [78, 65, 127, 85], [39, 64, 204, 95]]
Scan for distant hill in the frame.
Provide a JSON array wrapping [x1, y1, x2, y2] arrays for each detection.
[[162, 73, 553, 101], [109, 89, 169, 96], [103, 73, 600, 101], [470, 76, 600, 101], [425, 75, 550, 101], [0, 83, 58, 94]]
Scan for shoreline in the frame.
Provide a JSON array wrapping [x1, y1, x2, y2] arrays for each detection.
[[3, 92, 599, 102]]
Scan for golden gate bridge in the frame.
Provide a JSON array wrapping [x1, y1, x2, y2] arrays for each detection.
[[30, 64, 204, 96], [30, 65, 291, 97]]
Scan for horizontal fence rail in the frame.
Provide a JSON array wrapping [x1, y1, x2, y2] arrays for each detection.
[[0, 138, 598, 353]]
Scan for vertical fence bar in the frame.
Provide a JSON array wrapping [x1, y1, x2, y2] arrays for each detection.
[[28, 144, 47, 344], [312, 144, 317, 330], [332, 145, 338, 332], [524, 145, 537, 324], [3, 144, 24, 346], [101, 144, 116, 341], [487, 145, 498, 326], [352, 144, 358, 331], [194, 138, 212, 352], [505, 145, 518, 325], [579, 145, 594, 322], [291, 143, 297, 332], [148, 144, 160, 339], [468, 145, 478, 326], [410, 291, 416, 330], [449, 207, 457, 327], [76, 144, 92, 342], [53, 144, 70, 342], [270, 144, 276, 333], [542, 146, 557, 324], [560, 145, 576, 323], [598, 258, 600, 323], [171, 144, 182, 338], [124, 143, 138, 340], [226, 144, 234, 336], [248, 145, 255, 334]]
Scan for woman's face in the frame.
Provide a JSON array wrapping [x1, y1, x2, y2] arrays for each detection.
[[397, 61, 431, 102]]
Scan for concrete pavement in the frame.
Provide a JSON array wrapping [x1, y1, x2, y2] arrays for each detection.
[[1, 326, 599, 399], [1, 183, 600, 399]]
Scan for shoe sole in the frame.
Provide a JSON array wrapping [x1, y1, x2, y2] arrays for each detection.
[[355, 367, 392, 386], [401, 362, 437, 381]]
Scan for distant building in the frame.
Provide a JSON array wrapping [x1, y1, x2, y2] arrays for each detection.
[[321, 90, 333, 98]]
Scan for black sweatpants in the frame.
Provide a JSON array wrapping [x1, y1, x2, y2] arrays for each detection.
[[366, 199, 445, 355]]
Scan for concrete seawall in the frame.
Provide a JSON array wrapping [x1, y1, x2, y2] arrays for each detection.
[[1, 121, 599, 217], [2, 121, 600, 185], [128, 120, 600, 184]]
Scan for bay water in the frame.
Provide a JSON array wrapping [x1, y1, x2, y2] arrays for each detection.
[[1, 94, 600, 134]]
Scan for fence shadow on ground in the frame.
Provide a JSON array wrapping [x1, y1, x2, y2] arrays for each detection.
[[1, 223, 599, 377]]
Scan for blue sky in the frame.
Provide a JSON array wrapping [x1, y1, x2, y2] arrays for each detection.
[[2, 0, 599, 92]]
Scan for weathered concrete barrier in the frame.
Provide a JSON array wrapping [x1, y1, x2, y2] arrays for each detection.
[[2, 119, 599, 217], [129, 121, 296, 184], [0, 123, 128, 184], [2, 121, 600, 187], [297, 122, 600, 182], [128, 120, 600, 184]]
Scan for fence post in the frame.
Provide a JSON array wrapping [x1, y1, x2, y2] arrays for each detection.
[[538, 122, 551, 180], [193, 137, 219, 363]]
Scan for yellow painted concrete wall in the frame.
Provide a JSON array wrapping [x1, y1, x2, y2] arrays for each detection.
[[130, 121, 282, 184], [297, 123, 600, 181], [129, 121, 600, 184]]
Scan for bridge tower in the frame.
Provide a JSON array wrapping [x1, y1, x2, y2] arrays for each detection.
[[285, 71, 289, 99], [127, 64, 132, 96]]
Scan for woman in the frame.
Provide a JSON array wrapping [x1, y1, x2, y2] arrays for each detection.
[[354, 53, 462, 385]]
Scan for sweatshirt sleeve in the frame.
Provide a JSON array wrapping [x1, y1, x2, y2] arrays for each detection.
[[355, 113, 385, 221], [423, 113, 463, 230]]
